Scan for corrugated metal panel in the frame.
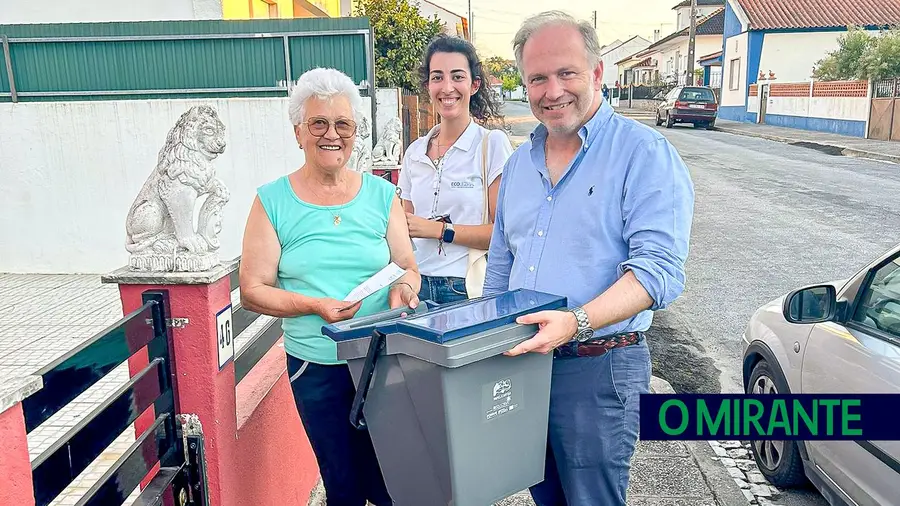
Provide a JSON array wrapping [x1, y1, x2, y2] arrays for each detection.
[[289, 34, 367, 85], [0, 17, 372, 102], [0, 17, 369, 37]]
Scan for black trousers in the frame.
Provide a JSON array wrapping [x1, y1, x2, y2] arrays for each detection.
[[287, 354, 392, 506]]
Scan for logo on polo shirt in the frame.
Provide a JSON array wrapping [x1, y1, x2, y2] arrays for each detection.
[[450, 181, 476, 188]]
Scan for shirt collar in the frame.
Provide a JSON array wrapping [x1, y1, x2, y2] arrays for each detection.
[[529, 97, 614, 151], [409, 118, 480, 163]]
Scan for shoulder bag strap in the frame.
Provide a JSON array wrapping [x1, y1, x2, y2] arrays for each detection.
[[481, 131, 490, 224]]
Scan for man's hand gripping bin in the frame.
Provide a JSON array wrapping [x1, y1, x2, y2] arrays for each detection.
[[323, 289, 567, 506]]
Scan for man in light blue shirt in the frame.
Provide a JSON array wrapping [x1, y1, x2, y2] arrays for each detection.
[[484, 11, 694, 506]]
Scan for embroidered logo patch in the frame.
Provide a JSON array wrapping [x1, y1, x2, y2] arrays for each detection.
[[450, 181, 476, 188]]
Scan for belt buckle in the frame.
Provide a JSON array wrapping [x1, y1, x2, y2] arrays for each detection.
[[553, 342, 578, 358]]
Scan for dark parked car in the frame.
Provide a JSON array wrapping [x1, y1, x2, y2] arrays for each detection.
[[655, 86, 718, 129]]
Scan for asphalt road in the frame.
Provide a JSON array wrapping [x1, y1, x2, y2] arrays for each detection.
[[498, 100, 900, 506]]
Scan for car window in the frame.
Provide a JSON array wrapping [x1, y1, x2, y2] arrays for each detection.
[[679, 87, 716, 102], [852, 256, 900, 338]]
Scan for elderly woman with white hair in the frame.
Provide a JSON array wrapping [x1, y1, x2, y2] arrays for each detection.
[[239, 67, 420, 506]]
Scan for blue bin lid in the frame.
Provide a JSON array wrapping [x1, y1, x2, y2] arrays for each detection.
[[322, 289, 567, 344]]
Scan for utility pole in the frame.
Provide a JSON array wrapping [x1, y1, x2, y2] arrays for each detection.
[[468, 0, 473, 43], [592, 11, 597, 29], [686, 0, 698, 85]]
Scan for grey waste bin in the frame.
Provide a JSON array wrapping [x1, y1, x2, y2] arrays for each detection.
[[322, 288, 567, 506]]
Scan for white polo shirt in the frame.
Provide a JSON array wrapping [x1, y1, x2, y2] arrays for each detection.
[[398, 119, 514, 278]]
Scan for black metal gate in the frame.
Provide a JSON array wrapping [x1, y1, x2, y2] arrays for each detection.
[[21, 290, 208, 506]]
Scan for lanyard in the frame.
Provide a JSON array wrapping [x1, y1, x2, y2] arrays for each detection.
[[428, 150, 448, 218]]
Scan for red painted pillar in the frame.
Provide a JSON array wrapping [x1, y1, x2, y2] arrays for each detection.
[[0, 376, 43, 506], [103, 262, 239, 506]]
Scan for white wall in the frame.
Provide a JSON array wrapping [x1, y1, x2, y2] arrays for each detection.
[[413, 0, 466, 38], [809, 97, 868, 121], [758, 31, 880, 83], [654, 35, 721, 84], [721, 32, 749, 107], [375, 88, 401, 145], [675, 5, 725, 30], [762, 94, 868, 121], [603, 37, 651, 88], [0, 97, 366, 274], [767, 96, 809, 117], [747, 80, 868, 120], [0, 0, 222, 23], [747, 93, 759, 113]]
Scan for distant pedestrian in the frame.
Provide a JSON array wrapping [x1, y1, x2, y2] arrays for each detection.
[[484, 10, 695, 506]]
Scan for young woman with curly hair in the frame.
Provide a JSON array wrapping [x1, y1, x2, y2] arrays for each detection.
[[398, 35, 514, 304]]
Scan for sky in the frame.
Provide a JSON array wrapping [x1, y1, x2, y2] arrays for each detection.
[[430, 0, 681, 59]]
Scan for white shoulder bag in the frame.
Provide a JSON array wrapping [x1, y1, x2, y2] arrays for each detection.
[[465, 132, 491, 298]]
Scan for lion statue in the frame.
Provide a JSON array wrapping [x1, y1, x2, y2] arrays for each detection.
[[124, 105, 229, 272], [371, 116, 402, 165], [347, 115, 372, 172]]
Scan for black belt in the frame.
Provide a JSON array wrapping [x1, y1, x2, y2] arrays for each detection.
[[553, 331, 644, 358]]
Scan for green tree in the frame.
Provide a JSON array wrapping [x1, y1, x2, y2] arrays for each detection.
[[355, 0, 445, 90], [812, 26, 900, 81], [861, 28, 900, 79], [483, 56, 509, 79], [812, 27, 874, 80], [501, 74, 520, 94]]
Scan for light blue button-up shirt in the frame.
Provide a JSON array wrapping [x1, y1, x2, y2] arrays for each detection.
[[483, 99, 694, 338]]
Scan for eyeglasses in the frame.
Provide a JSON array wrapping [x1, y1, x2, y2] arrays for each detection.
[[302, 117, 357, 138]]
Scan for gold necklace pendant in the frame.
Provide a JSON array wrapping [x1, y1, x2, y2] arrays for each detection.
[[333, 215, 342, 226]]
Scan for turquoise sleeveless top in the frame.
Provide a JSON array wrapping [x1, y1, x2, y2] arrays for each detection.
[[257, 173, 397, 364]]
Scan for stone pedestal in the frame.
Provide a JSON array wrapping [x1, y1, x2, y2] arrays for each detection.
[[372, 163, 401, 186], [101, 259, 239, 506], [0, 376, 42, 506]]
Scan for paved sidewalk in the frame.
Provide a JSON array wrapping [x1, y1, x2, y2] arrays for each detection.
[[613, 106, 658, 118], [714, 119, 900, 164]]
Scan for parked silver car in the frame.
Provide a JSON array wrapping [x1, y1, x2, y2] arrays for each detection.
[[741, 242, 900, 506]]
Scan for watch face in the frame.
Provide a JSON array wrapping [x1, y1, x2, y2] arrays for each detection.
[[577, 328, 594, 342]]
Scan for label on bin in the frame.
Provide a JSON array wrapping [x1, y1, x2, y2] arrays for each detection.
[[483, 372, 524, 422]]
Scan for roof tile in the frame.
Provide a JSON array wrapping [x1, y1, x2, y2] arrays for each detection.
[[736, 0, 900, 30], [639, 7, 725, 53]]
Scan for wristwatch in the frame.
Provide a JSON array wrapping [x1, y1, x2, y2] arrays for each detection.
[[441, 223, 456, 243], [569, 306, 594, 342]]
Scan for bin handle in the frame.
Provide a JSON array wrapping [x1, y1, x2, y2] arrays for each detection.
[[350, 329, 386, 430]]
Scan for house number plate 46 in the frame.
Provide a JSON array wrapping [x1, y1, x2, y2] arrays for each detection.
[[216, 304, 234, 370]]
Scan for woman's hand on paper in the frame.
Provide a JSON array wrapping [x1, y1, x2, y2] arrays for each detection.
[[389, 282, 420, 317], [315, 298, 363, 324]]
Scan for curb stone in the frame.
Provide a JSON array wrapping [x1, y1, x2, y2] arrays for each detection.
[[713, 126, 900, 165], [649, 377, 750, 506]]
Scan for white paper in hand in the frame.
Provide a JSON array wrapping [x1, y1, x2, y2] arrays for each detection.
[[343, 262, 407, 305]]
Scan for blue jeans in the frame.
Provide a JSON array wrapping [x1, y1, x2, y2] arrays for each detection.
[[530, 339, 652, 506], [417, 275, 468, 305], [286, 355, 392, 506]]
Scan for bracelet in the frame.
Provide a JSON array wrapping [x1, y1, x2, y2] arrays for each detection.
[[393, 282, 415, 293]]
